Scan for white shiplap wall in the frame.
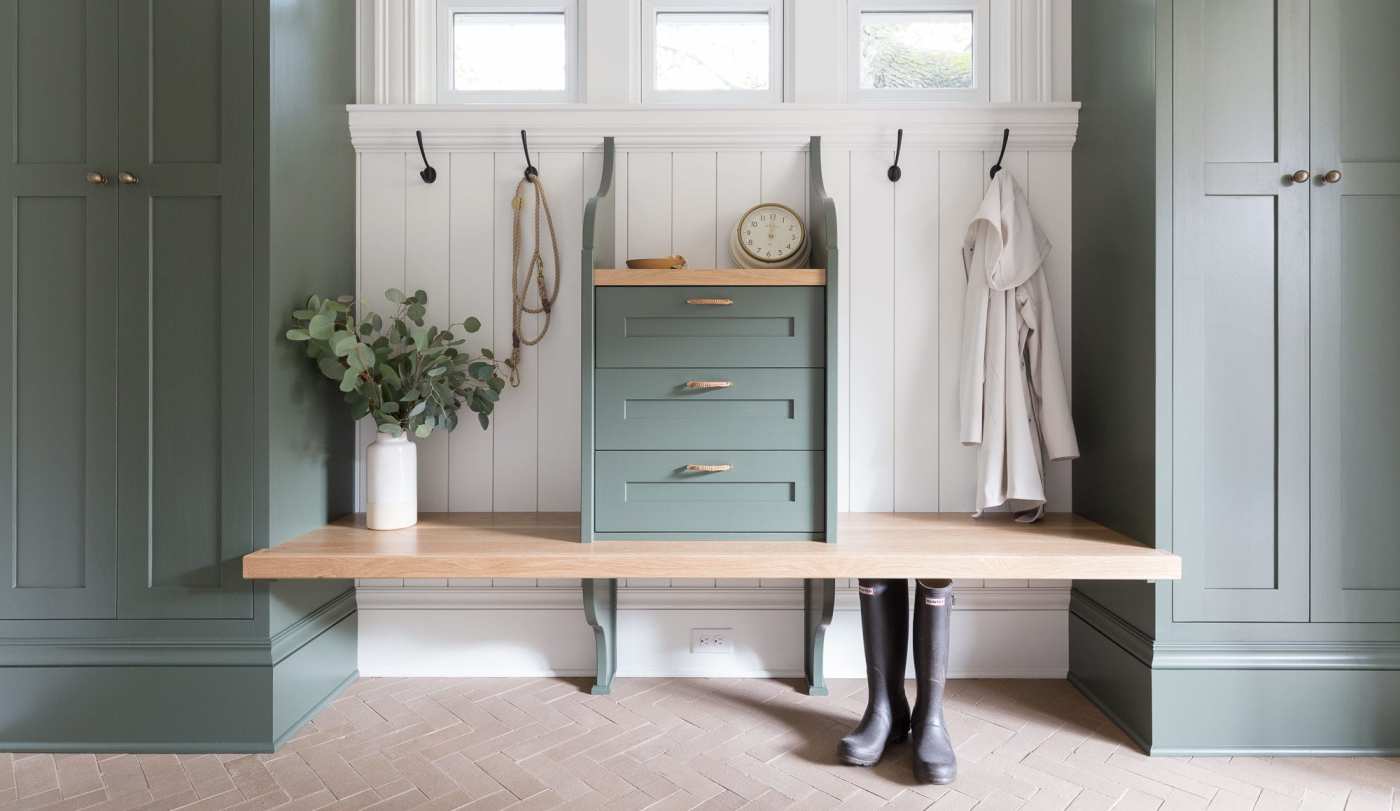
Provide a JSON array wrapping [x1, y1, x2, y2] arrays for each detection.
[[349, 106, 1076, 677]]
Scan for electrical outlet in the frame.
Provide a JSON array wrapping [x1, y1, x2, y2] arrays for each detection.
[[690, 628, 734, 654]]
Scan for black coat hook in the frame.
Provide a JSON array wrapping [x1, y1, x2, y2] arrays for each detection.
[[989, 128, 1010, 179], [887, 128, 904, 182], [520, 130, 538, 181], [415, 130, 436, 183]]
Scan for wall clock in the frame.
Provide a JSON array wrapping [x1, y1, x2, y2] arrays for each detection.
[[730, 202, 811, 269]]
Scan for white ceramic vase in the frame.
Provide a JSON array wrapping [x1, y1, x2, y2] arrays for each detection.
[[366, 431, 417, 530]]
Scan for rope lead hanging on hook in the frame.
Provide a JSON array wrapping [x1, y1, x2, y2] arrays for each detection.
[[508, 155, 560, 387]]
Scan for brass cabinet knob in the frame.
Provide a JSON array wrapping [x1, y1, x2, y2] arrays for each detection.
[[685, 464, 733, 473], [85, 171, 108, 185], [1323, 169, 1342, 184], [118, 171, 140, 185], [1289, 169, 1311, 184]]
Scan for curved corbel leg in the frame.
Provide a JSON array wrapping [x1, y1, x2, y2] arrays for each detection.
[[583, 578, 618, 695], [804, 578, 836, 696]]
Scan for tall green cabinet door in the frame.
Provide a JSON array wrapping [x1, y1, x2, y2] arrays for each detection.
[[115, 0, 255, 619], [1309, 0, 1400, 622], [0, 0, 120, 620], [1171, 0, 1311, 622]]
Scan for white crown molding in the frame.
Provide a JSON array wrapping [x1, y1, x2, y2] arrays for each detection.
[[355, 585, 1070, 612], [346, 103, 1080, 152]]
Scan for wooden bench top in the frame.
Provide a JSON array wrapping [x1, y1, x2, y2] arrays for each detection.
[[244, 512, 1180, 581]]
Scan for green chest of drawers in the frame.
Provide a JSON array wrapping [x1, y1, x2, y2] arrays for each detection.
[[590, 285, 829, 539], [577, 136, 840, 697]]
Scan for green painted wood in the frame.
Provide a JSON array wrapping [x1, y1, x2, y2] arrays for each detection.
[[1170, 0, 1309, 622], [804, 578, 835, 696], [1308, 0, 1400, 623], [580, 138, 616, 544], [594, 451, 824, 534], [809, 136, 838, 544], [594, 368, 823, 451], [596, 287, 824, 369], [0, 0, 119, 621], [583, 578, 617, 695], [116, 0, 255, 620]]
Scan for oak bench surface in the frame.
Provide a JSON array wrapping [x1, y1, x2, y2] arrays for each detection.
[[243, 512, 1181, 581]]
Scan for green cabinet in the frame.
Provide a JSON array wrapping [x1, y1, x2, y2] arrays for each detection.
[[1071, 0, 1400, 754], [0, 0, 359, 751], [0, 0, 120, 621], [579, 137, 842, 697]]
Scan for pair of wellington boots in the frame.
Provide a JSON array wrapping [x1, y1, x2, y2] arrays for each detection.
[[837, 579, 957, 785]]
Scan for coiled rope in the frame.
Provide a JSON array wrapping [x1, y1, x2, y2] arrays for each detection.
[[508, 172, 561, 387]]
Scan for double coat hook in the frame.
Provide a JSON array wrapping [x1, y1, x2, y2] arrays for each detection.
[[520, 130, 538, 181], [887, 129, 904, 182], [415, 130, 436, 183]]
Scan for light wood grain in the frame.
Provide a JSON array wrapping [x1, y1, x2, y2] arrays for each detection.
[[593, 268, 826, 286], [244, 512, 1180, 581]]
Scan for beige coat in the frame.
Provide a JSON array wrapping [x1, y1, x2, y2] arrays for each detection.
[[958, 172, 1078, 522]]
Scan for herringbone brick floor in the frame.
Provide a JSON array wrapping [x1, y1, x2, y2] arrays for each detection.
[[2, 678, 1396, 811]]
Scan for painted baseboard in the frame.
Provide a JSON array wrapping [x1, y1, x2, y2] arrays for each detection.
[[356, 584, 1071, 679]]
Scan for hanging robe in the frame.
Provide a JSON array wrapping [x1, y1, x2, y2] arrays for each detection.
[[958, 171, 1078, 522]]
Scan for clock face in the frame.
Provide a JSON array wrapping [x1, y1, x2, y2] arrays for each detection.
[[738, 204, 804, 262]]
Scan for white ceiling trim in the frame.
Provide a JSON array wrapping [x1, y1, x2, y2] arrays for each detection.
[[347, 103, 1080, 152]]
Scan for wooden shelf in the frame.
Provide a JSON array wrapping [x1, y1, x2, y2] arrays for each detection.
[[594, 268, 826, 286], [243, 512, 1180, 581]]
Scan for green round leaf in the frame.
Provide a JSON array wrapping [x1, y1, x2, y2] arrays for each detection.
[[385, 288, 405, 304], [285, 328, 310, 341], [463, 316, 481, 333]]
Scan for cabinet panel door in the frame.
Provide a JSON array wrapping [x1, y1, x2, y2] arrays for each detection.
[[1172, 0, 1310, 621], [115, 0, 254, 619], [0, 0, 119, 619], [1309, 0, 1400, 621]]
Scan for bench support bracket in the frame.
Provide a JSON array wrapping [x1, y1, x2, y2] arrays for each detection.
[[804, 578, 836, 696], [583, 577, 618, 695]]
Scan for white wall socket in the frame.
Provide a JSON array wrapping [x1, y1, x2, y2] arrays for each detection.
[[690, 628, 734, 654]]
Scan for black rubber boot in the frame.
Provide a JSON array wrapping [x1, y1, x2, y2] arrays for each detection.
[[912, 579, 957, 784], [838, 579, 910, 766]]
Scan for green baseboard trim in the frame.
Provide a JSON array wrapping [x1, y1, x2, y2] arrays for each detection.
[[1152, 640, 1400, 670], [1066, 671, 1150, 753], [273, 667, 359, 750], [271, 589, 357, 664], [1069, 590, 1153, 666], [1149, 745, 1400, 757], [0, 739, 276, 755]]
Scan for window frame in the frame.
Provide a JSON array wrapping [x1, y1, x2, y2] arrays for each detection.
[[641, 0, 785, 105], [436, 0, 580, 104], [847, 0, 989, 103]]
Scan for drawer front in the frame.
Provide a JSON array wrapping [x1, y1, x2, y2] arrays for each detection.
[[595, 451, 824, 533], [596, 286, 824, 368], [595, 369, 824, 450]]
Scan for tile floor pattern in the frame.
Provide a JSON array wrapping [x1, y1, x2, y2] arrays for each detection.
[[2, 678, 1398, 811]]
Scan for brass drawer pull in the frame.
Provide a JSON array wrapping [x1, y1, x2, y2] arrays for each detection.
[[685, 380, 733, 390], [686, 297, 733, 306], [685, 464, 732, 473]]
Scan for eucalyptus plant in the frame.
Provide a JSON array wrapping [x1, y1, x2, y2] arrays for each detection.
[[286, 288, 508, 438]]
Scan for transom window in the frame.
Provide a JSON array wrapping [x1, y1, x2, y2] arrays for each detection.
[[848, 0, 988, 101], [437, 1, 578, 103], [642, 0, 785, 103]]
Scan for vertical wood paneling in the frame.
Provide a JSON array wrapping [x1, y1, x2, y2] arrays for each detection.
[[715, 152, 762, 267], [848, 151, 896, 511], [760, 150, 807, 223], [358, 152, 409, 509], [627, 152, 672, 259], [671, 152, 717, 267], [493, 151, 539, 513], [448, 152, 496, 512], [536, 152, 585, 513], [820, 150, 852, 513], [937, 151, 985, 514], [892, 149, 941, 512], [405, 150, 451, 512], [1029, 150, 1073, 512]]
